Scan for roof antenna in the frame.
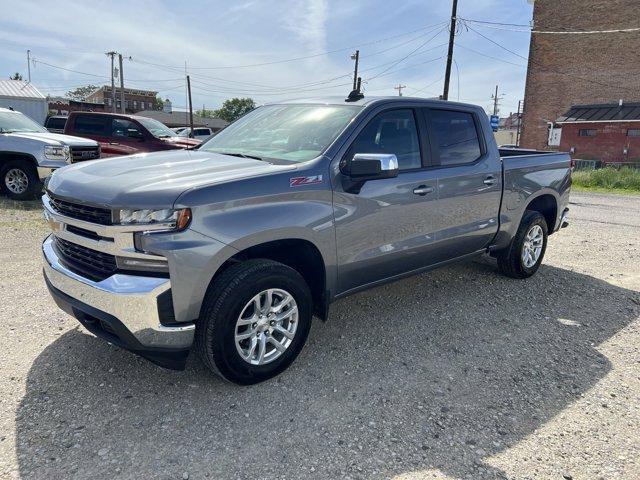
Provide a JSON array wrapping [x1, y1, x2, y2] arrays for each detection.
[[346, 77, 364, 102]]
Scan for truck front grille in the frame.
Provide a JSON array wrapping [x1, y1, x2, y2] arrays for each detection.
[[49, 196, 113, 225], [70, 146, 101, 162], [53, 236, 117, 281]]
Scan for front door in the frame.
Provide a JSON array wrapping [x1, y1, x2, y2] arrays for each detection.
[[333, 108, 440, 294]]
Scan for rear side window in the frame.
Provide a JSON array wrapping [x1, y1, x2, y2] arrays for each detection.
[[73, 115, 110, 135], [46, 117, 66, 129], [428, 109, 482, 166], [195, 128, 211, 135], [349, 109, 422, 170]]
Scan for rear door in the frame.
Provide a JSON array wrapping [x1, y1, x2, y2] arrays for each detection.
[[333, 106, 440, 293], [423, 107, 502, 260], [69, 114, 115, 154]]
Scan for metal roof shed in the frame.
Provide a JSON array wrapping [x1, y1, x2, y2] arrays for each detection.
[[0, 80, 47, 124]]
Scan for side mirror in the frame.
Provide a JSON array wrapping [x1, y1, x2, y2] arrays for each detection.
[[343, 153, 399, 180]]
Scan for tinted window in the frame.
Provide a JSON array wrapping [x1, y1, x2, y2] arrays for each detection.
[[46, 117, 67, 129], [74, 115, 110, 135], [112, 118, 142, 138], [195, 128, 211, 135], [429, 110, 481, 166], [349, 109, 422, 170]]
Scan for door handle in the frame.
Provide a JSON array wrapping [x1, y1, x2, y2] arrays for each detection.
[[483, 176, 496, 186], [413, 185, 434, 196]]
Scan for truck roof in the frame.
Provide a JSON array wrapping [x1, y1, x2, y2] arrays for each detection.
[[268, 96, 479, 109]]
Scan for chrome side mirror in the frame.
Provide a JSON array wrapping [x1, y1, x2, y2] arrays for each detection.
[[344, 153, 399, 179]]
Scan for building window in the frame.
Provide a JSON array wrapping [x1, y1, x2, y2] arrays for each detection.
[[133, 101, 138, 108], [627, 129, 640, 137], [579, 129, 597, 137], [140, 102, 145, 109], [106, 98, 112, 106]]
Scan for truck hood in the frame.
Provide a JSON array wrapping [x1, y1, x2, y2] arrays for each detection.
[[6, 131, 98, 147], [46, 150, 295, 208]]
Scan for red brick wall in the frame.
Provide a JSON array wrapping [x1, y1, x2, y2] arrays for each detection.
[[560, 122, 640, 163], [520, 0, 640, 150]]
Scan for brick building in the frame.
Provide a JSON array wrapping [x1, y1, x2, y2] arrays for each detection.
[[556, 102, 640, 164], [520, 0, 640, 151], [84, 86, 157, 113], [48, 97, 105, 115]]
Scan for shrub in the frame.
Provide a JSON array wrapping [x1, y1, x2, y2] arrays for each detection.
[[572, 167, 640, 191]]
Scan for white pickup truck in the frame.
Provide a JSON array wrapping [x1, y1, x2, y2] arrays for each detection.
[[0, 108, 100, 200]]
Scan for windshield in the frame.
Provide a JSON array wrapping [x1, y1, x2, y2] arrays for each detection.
[[199, 104, 361, 162], [136, 117, 177, 138], [0, 111, 47, 133]]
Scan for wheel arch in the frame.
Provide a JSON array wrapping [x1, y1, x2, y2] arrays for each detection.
[[0, 151, 39, 169], [524, 192, 558, 232], [206, 237, 330, 321]]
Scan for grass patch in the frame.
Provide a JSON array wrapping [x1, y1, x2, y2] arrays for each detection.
[[572, 167, 640, 193]]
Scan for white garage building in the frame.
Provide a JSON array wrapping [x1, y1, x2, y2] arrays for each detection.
[[0, 80, 48, 125]]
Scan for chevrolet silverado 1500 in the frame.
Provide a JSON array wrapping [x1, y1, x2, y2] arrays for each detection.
[[42, 97, 571, 384]]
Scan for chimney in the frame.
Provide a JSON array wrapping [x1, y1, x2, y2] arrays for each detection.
[[163, 98, 172, 113]]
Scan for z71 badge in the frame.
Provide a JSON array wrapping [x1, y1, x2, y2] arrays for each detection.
[[290, 175, 323, 187]]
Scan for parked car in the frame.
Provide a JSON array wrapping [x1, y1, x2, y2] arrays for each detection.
[[0, 107, 99, 200], [42, 97, 571, 384], [177, 126, 215, 141], [44, 115, 68, 134], [63, 112, 200, 157]]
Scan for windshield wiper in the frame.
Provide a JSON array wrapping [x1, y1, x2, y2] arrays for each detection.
[[215, 151, 265, 161]]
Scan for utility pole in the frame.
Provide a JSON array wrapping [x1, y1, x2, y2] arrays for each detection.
[[106, 51, 117, 113], [26, 50, 31, 82], [350, 50, 360, 91], [394, 84, 406, 96], [118, 54, 125, 113], [515, 100, 523, 146], [492, 85, 499, 116], [442, 0, 458, 101], [186, 75, 194, 138]]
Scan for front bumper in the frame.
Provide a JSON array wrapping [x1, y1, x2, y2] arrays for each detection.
[[42, 235, 194, 369]]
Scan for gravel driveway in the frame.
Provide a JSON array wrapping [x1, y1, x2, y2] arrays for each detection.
[[1, 192, 638, 480]]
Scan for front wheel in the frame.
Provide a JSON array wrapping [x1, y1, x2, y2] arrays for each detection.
[[1, 160, 42, 200], [195, 259, 312, 385], [497, 210, 548, 279]]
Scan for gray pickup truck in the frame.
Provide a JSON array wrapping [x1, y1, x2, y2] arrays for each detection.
[[42, 97, 571, 384]]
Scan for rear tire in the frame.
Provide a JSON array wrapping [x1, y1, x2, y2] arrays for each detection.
[[1, 159, 41, 200], [497, 210, 548, 279], [195, 259, 313, 385]]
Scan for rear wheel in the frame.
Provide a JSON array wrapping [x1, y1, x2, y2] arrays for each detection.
[[497, 210, 548, 279], [1, 159, 41, 200], [195, 259, 312, 385]]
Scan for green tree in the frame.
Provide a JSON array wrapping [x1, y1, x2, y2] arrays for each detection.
[[196, 108, 216, 118], [9, 72, 23, 80], [66, 85, 99, 101], [213, 97, 256, 122], [153, 96, 165, 110]]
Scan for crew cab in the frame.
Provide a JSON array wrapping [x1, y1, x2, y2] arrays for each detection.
[[42, 97, 571, 384], [63, 112, 200, 157], [0, 108, 100, 200]]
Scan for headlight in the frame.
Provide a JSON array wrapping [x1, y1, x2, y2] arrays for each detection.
[[44, 145, 70, 161], [118, 208, 191, 230]]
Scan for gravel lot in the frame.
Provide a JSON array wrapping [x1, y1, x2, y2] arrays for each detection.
[[1, 192, 638, 480]]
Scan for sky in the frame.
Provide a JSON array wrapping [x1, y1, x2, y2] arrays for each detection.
[[0, 0, 534, 116]]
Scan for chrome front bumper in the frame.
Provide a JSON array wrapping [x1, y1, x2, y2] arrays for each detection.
[[42, 235, 195, 352]]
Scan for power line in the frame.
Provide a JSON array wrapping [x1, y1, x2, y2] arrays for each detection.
[[365, 27, 447, 81], [458, 18, 531, 28], [464, 23, 640, 94]]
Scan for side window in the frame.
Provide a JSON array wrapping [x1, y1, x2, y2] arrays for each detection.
[[74, 115, 109, 135], [349, 109, 422, 170], [429, 109, 482, 166], [112, 118, 142, 138]]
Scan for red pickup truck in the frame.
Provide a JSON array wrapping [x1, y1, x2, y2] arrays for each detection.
[[63, 112, 200, 157]]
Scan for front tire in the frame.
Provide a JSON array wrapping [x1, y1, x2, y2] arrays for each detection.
[[195, 259, 313, 385], [1, 159, 41, 200], [497, 210, 548, 279]]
